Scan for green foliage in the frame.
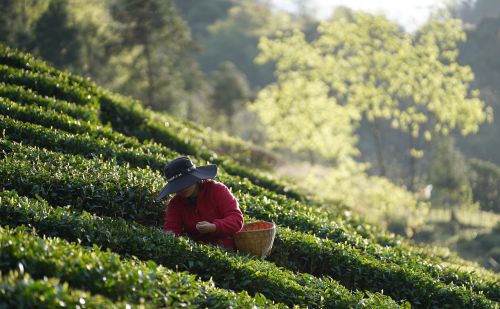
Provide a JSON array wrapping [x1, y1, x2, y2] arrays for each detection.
[[0, 1, 48, 49], [0, 82, 99, 123], [0, 224, 276, 308], [0, 64, 98, 107], [252, 10, 491, 187], [1, 43, 499, 308], [0, 44, 302, 200], [0, 191, 399, 308], [1, 137, 497, 304], [32, 0, 81, 69], [172, 0, 234, 39], [65, 0, 121, 82], [0, 0, 206, 115], [98, 91, 305, 201], [0, 271, 133, 308], [469, 159, 500, 213], [198, 1, 291, 89], [270, 226, 495, 307], [110, 0, 205, 112], [429, 136, 473, 208], [295, 163, 430, 235], [250, 71, 361, 165], [210, 61, 251, 127], [4, 82, 498, 304]]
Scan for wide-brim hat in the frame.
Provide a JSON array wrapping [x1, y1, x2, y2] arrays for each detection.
[[155, 156, 217, 202]]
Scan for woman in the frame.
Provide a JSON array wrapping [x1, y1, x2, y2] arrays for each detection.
[[156, 156, 244, 250]]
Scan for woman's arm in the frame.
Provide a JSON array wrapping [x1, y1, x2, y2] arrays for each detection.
[[211, 182, 244, 237], [163, 200, 183, 236]]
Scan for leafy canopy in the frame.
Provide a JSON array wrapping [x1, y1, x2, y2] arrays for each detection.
[[251, 10, 491, 166]]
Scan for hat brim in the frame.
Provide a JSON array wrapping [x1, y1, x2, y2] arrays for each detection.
[[155, 164, 217, 202]]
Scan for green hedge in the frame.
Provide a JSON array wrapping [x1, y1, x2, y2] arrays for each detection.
[[0, 270, 134, 308], [0, 191, 401, 308], [0, 44, 97, 107], [1, 120, 498, 303], [0, 224, 280, 308], [1, 113, 498, 300], [0, 83, 99, 123], [270, 227, 497, 308], [0, 136, 166, 226], [0, 64, 96, 107], [0, 112, 363, 243], [0, 44, 61, 76], [98, 92, 306, 202], [2, 45, 489, 261], [0, 46, 379, 243], [0, 96, 171, 152], [1, 139, 497, 306]]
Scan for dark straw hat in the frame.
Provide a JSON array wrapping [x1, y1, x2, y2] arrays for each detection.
[[156, 157, 217, 202]]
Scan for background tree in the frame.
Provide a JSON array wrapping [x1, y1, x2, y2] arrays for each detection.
[[210, 61, 251, 130], [453, 0, 500, 25], [65, 0, 120, 84], [249, 67, 361, 167], [451, 1, 500, 165], [429, 136, 473, 209], [172, 0, 234, 40], [198, 0, 292, 90], [0, 0, 48, 50], [110, 0, 204, 113], [252, 11, 491, 189], [32, 0, 81, 70]]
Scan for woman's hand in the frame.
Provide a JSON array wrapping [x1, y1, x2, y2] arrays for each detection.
[[196, 221, 216, 234]]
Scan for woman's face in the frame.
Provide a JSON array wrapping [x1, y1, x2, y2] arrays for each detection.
[[176, 183, 197, 198]]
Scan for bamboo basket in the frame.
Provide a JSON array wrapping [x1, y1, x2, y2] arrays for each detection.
[[234, 221, 276, 258]]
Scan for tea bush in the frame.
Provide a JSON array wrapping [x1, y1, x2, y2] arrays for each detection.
[[1, 44, 498, 307]]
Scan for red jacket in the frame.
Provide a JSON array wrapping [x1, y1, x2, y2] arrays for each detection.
[[163, 179, 244, 249]]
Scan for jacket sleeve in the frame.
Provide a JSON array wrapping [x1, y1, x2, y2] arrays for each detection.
[[163, 200, 183, 236], [212, 182, 244, 237]]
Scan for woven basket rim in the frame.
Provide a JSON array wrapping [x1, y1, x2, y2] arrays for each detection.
[[236, 221, 275, 234]]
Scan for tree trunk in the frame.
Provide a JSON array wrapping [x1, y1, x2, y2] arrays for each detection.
[[370, 121, 386, 177]]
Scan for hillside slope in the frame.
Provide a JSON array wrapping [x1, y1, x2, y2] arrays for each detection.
[[0, 44, 499, 308]]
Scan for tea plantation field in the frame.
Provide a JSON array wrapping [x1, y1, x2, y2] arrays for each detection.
[[0, 44, 498, 308]]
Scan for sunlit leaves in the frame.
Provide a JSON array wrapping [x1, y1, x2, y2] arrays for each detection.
[[252, 10, 490, 166], [250, 74, 359, 162]]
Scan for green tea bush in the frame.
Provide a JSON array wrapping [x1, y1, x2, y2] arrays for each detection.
[[1, 45, 499, 307], [0, 83, 99, 123], [1, 139, 497, 306], [0, 225, 280, 308], [0, 64, 96, 107], [0, 270, 135, 309], [0, 190, 401, 308]]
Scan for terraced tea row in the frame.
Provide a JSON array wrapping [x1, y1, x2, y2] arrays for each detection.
[[0, 57, 382, 243], [0, 271, 135, 308], [0, 48, 305, 201], [0, 139, 496, 306], [0, 224, 280, 308], [0, 83, 98, 123], [0, 105, 498, 303], [1, 44, 498, 306], [0, 190, 400, 308]]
